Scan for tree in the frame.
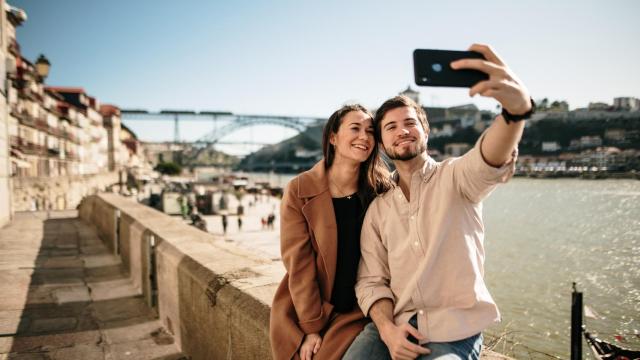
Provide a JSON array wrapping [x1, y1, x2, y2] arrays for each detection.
[[154, 161, 182, 175]]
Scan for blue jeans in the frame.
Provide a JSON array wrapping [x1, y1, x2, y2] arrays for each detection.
[[342, 315, 483, 360]]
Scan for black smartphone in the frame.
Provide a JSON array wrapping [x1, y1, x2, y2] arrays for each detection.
[[413, 49, 489, 87]]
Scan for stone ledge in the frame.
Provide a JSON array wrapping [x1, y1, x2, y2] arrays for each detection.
[[80, 194, 281, 359], [80, 193, 511, 360]]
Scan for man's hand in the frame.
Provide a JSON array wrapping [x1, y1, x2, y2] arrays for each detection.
[[299, 333, 322, 360], [379, 322, 431, 360], [450, 43, 529, 167], [451, 43, 531, 115]]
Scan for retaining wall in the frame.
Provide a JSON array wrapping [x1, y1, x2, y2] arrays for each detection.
[[79, 193, 511, 360], [79, 193, 282, 360]]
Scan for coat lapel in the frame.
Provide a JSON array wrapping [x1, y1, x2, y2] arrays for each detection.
[[298, 161, 337, 299]]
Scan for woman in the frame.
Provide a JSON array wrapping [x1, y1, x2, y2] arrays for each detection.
[[270, 104, 392, 360]]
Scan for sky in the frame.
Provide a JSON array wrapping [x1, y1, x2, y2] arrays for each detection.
[[11, 0, 640, 155]]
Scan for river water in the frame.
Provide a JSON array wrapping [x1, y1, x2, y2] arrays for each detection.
[[482, 178, 639, 358], [243, 173, 640, 358]]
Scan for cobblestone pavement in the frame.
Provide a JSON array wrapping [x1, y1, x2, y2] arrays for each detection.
[[0, 211, 186, 360]]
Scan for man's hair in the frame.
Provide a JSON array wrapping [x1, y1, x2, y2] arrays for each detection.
[[373, 95, 429, 140]]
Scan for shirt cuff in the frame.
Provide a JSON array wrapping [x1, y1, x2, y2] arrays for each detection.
[[358, 287, 395, 317], [471, 132, 517, 184]]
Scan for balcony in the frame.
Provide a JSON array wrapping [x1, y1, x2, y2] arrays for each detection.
[[18, 87, 45, 104], [35, 117, 48, 130], [65, 151, 80, 161], [9, 136, 46, 156], [31, 117, 64, 138], [61, 131, 80, 144], [90, 118, 103, 127], [47, 148, 61, 157], [48, 127, 60, 137], [9, 135, 20, 148], [8, 39, 20, 56], [12, 109, 37, 128]]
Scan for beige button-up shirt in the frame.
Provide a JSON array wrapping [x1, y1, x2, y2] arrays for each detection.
[[355, 135, 515, 343]]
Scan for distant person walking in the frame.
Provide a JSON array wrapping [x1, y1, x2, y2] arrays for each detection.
[[221, 214, 228, 235], [190, 208, 207, 232], [267, 212, 276, 230], [237, 216, 243, 231], [178, 195, 188, 219]]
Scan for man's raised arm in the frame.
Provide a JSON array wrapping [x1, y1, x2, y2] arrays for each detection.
[[451, 43, 533, 167]]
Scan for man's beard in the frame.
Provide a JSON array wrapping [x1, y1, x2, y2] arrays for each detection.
[[384, 140, 427, 161]]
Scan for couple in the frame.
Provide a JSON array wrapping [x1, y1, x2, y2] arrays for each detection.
[[270, 44, 533, 360]]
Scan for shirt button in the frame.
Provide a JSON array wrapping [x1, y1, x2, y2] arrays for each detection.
[[410, 215, 415, 220], [419, 310, 424, 315], [414, 241, 419, 246]]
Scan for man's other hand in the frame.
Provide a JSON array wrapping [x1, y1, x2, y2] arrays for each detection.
[[379, 322, 431, 360]]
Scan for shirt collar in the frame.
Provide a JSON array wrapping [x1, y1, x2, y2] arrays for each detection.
[[390, 156, 438, 185]]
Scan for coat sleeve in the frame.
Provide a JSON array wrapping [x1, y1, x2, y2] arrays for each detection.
[[280, 178, 333, 334]]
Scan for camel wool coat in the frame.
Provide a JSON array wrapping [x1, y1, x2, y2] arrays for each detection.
[[270, 161, 368, 360]]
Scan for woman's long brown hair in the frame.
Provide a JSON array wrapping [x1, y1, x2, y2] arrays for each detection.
[[321, 104, 392, 208]]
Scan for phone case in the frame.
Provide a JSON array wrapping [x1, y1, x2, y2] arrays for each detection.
[[413, 49, 489, 88]]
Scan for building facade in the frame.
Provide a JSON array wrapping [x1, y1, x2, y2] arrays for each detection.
[[3, 3, 146, 212], [1, 2, 28, 225], [613, 97, 640, 111], [0, 0, 14, 226]]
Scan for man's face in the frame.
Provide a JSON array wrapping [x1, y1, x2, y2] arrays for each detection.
[[379, 106, 427, 161]]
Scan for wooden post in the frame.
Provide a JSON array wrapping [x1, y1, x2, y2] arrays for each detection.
[[571, 282, 583, 360]]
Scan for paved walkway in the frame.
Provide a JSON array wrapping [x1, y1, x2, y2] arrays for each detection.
[[0, 211, 185, 360], [195, 195, 282, 261]]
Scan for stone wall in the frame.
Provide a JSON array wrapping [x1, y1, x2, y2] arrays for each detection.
[[12, 172, 119, 212], [79, 194, 281, 360], [79, 193, 511, 360]]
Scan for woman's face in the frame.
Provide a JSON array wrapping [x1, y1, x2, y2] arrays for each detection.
[[330, 110, 375, 165]]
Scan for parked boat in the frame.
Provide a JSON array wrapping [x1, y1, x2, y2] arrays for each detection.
[[571, 283, 640, 360]]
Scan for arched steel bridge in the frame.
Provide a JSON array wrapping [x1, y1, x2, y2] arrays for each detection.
[[121, 109, 325, 144]]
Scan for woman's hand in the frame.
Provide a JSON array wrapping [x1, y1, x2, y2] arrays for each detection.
[[299, 333, 322, 360]]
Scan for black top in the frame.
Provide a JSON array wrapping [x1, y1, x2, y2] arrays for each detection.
[[330, 194, 364, 313]]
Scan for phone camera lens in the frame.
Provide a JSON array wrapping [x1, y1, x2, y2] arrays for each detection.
[[432, 63, 443, 72]]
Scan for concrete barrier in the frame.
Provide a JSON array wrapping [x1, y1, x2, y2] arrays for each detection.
[[79, 194, 281, 360], [79, 193, 512, 360]]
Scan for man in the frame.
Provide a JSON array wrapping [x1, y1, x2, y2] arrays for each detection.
[[344, 44, 534, 360]]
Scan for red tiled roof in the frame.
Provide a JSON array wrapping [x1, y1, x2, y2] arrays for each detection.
[[19, 56, 33, 66], [44, 88, 65, 100], [120, 123, 139, 140], [45, 86, 86, 94], [100, 104, 121, 117]]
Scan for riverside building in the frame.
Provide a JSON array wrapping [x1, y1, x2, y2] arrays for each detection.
[[3, 3, 148, 212]]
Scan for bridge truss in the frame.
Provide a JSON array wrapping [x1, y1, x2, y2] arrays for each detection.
[[121, 110, 324, 144]]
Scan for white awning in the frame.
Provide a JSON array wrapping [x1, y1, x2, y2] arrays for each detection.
[[10, 157, 31, 168]]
